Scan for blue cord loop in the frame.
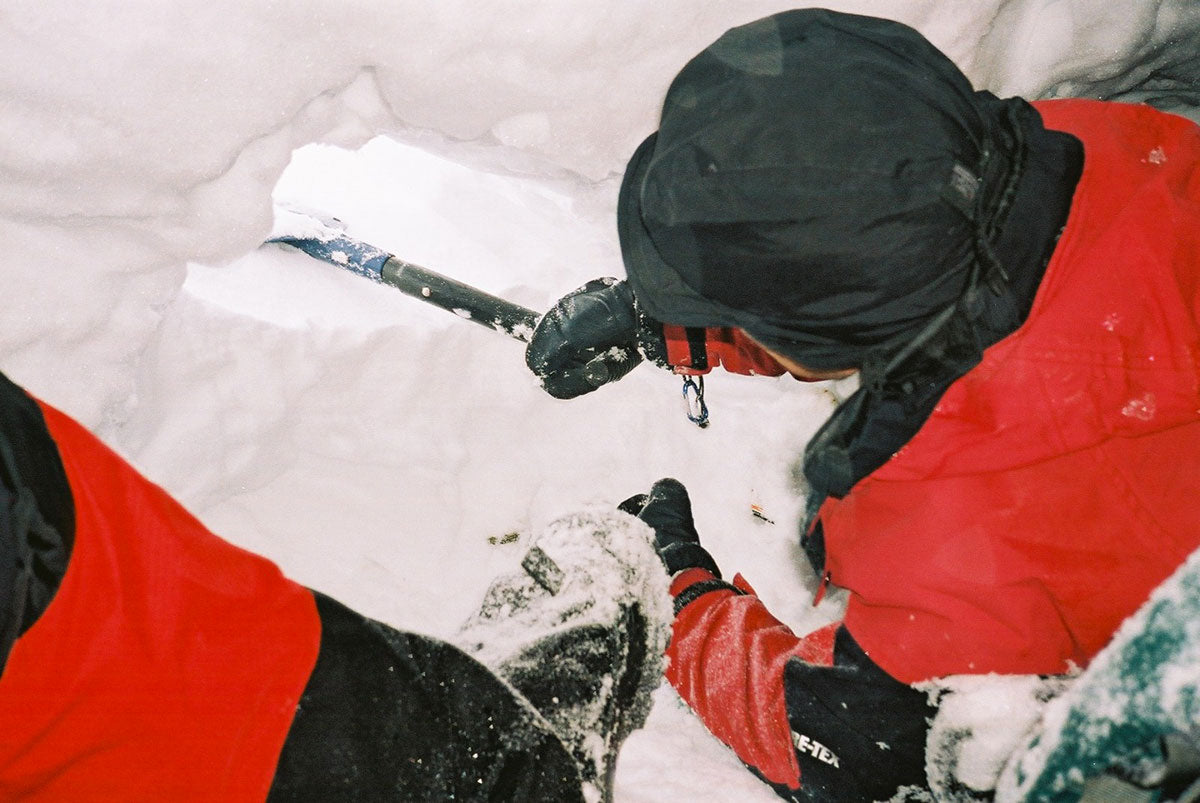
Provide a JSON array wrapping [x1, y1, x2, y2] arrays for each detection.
[[682, 375, 709, 428]]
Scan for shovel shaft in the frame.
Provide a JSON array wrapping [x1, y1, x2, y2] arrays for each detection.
[[380, 257, 540, 343], [269, 226, 613, 386]]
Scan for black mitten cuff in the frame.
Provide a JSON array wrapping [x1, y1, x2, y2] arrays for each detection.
[[673, 577, 746, 615], [634, 304, 672, 369], [659, 541, 721, 579]]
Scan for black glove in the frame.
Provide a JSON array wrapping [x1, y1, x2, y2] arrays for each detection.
[[621, 478, 720, 577], [526, 278, 653, 399]]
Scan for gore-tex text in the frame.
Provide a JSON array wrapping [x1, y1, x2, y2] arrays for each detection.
[[792, 731, 840, 768]]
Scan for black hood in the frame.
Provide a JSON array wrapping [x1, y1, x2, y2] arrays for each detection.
[[620, 8, 1018, 371], [618, 8, 1083, 522]]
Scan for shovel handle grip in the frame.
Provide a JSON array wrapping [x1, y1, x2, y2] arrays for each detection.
[[381, 257, 540, 343]]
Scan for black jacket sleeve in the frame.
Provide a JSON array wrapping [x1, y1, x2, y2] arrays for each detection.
[[0, 371, 74, 673], [776, 627, 935, 802]]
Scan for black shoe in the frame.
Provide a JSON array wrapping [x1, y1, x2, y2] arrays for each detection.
[[456, 510, 671, 801]]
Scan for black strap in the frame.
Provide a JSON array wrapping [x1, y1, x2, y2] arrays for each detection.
[[684, 327, 710, 371]]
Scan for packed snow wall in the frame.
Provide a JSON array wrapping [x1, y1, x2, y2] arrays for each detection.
[[2, 0, 1198, 424]]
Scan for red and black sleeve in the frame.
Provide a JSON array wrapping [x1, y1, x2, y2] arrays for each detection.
[[664, 567, 837, 790], [664, 569, 934, 801]]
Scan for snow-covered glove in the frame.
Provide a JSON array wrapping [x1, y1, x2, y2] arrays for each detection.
[[621, 478, 721, 577], [526, 278, 664, 399]]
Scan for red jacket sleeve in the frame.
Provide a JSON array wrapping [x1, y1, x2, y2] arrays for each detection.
[[660, 326, 787, 377], [664, 568, 839, 789]]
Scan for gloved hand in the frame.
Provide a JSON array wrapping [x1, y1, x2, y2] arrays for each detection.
[[621, 478, 720, 577], [526, 278, 646, 399]]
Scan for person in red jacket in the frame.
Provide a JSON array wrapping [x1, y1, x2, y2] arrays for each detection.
[[0, 370, 669, 801], [528, 8, 1200, 801]]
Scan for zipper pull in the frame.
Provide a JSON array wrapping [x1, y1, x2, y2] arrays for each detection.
[[813, 571, 832, 606]]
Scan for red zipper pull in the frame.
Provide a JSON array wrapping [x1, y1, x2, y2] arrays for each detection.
[[813, 571, 832, 606]]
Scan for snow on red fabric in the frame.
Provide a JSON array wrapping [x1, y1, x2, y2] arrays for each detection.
[[666, 567, 837, 788]]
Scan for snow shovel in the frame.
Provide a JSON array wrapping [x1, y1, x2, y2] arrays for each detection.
[[265, 206, 619, 386]]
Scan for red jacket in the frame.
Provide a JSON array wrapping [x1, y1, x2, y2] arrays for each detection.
[[0, 401, 320, 800], [664, 99, 1200, 785], [826, 99, 1200, 682]]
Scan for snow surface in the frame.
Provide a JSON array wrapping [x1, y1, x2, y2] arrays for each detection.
[[3, 1, 1200, 800]]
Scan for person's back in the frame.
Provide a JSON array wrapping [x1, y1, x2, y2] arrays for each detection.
[[820, 96, 1200, 682]]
